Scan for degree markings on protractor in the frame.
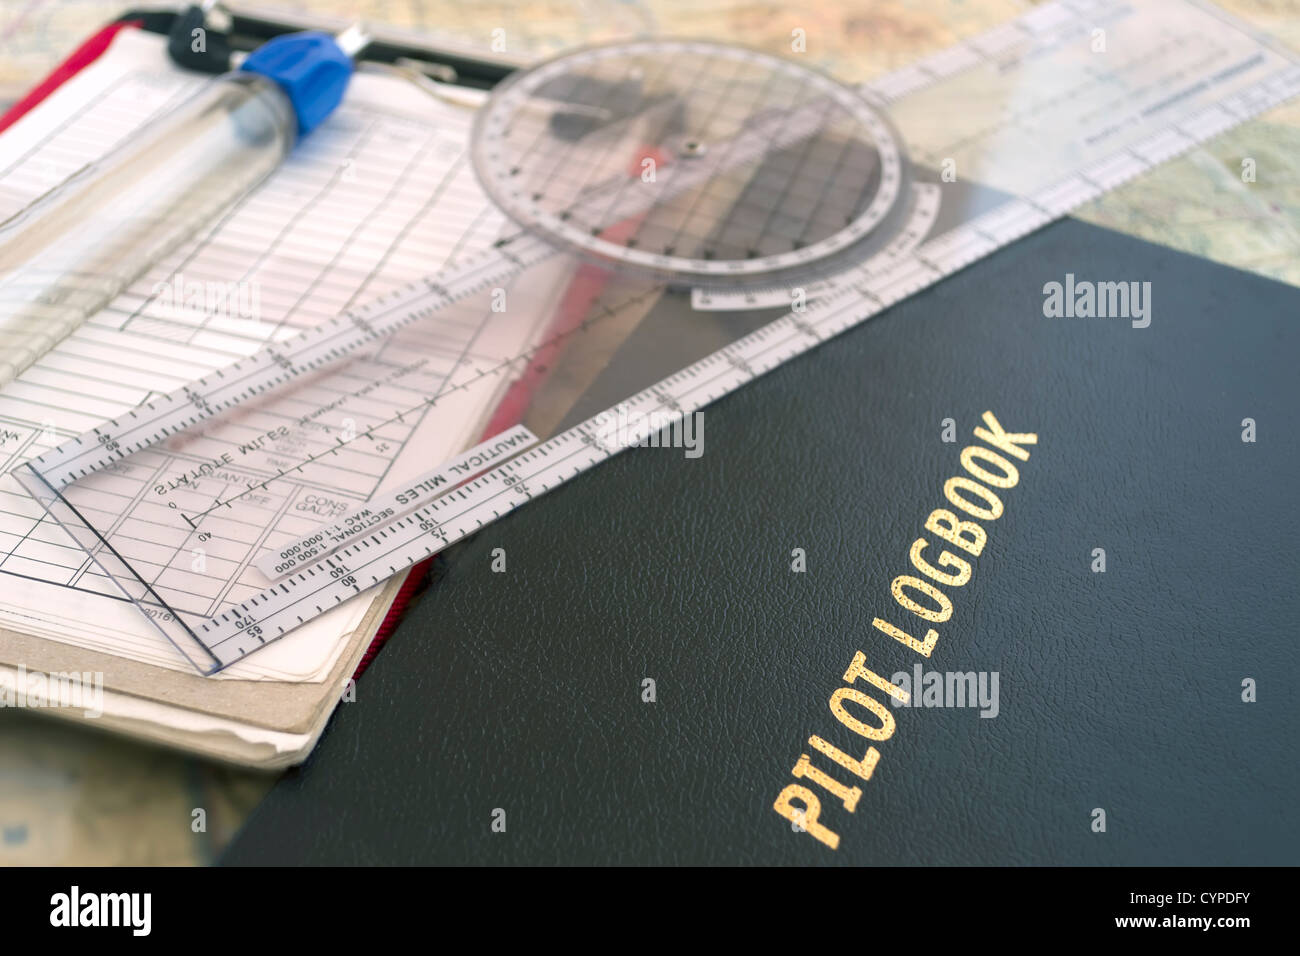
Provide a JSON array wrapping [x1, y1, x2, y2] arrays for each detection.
[[473, 39, 904, 280]]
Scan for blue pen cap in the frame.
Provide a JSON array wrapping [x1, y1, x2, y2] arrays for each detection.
[[240, 32, 355, 139]]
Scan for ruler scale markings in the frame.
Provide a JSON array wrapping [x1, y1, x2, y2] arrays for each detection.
[[197, 83, 1255, 658]]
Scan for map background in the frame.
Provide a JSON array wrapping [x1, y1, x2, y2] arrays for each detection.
[[0, 0, 1295, 864]]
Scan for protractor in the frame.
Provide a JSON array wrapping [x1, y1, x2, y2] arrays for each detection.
[[471, 39, 908, 288]]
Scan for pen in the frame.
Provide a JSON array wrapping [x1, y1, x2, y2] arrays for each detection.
[[0, 23, 370, 389]]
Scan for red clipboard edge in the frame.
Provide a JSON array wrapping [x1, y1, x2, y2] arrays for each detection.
[[0, 20, 143, 135]]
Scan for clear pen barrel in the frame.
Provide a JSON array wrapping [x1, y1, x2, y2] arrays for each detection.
[[0, 72, 294, 387]]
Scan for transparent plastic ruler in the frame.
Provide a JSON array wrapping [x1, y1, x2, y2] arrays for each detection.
[[16, 0, 1300, 671]]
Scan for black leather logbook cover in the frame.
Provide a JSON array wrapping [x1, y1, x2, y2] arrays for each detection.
[[222, 218, 1299, 865]]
